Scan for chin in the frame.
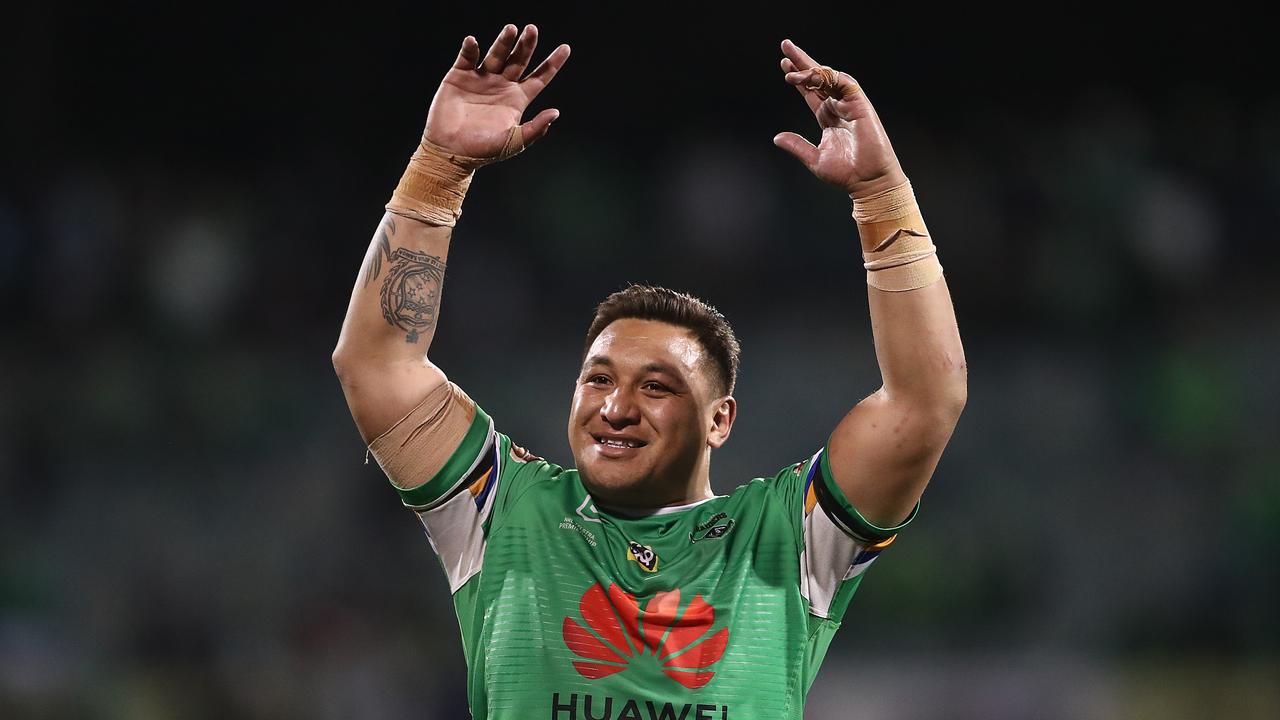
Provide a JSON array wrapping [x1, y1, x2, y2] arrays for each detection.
[[577, 461, 648, 503]]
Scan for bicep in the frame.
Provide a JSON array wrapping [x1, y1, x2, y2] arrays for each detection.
[[825, 388, 957, 528], [334, 356, 449, 445]]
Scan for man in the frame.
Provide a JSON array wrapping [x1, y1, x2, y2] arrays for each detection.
[[332, 23, 967, 719]]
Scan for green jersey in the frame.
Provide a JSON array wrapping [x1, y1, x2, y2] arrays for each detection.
[[390, 401, 917, 719]]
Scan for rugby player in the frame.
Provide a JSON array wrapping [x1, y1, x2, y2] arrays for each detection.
[[332, 23, 967, 719]]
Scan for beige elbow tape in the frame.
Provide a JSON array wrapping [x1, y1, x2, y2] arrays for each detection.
[[366, 381, 479, 491], [851, 180, 944, 292], [384, 128, 524, 227]]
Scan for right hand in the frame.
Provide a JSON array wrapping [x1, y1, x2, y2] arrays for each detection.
[[424, 23, 571, 167], [773, 39, 906, 199]]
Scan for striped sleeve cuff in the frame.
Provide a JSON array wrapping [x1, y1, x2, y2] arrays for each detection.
[[393, 402, 494, 509], [813, 442, 920, 543]]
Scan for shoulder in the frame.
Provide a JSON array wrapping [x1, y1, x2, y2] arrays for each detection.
[[724, 457, 811, 504], [504, 436, 542, 463], [490, 431, 579, 511], [751, 453, 820, 494], [498, 433, 571, 479]]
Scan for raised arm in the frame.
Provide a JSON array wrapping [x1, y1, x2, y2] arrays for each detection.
[[772, 39, 967, 529], [332, 23, 570, 444]]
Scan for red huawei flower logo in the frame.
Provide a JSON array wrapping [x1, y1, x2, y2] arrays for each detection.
[[562, 583, 729, 690]]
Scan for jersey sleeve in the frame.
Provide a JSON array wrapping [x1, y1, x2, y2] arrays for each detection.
[[378, 399, 545, 594], [767, 429, 920, 622]]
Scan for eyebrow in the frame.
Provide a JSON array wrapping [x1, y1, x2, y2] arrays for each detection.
[[581, 355, 686, 380]]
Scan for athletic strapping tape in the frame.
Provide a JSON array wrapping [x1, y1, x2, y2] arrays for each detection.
[[851, 179, 944, 292], [385, 127, 525, 227]]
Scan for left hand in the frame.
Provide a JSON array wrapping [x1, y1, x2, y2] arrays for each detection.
[[773, 39, 907, 199]]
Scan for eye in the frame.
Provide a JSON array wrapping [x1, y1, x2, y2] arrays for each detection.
[[642, 381, 670, 393], [586, 374, 611, 386]]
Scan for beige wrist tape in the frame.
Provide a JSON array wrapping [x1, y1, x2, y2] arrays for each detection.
[[851, 180, 944, 292], [365, 381, 478, 491], [385, 127, 525, 227]]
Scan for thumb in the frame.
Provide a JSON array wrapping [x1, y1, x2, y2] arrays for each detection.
[[772, 131, 818, 170], [523, 108, 561, 147]]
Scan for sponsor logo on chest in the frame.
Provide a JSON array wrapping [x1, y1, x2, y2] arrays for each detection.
[[560, 583, 731, 716], [551, 693, 729, 720]]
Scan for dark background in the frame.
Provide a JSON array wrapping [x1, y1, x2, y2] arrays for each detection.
[[3, 4, 1278, 718]]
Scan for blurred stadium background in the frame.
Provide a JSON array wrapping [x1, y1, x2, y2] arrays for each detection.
[[2, 4, 1277, 719]]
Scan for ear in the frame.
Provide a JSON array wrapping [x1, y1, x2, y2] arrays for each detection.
[[706, 396, 737, 449]]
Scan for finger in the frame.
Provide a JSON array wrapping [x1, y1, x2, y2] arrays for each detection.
[[781, 57, 822, 115], [830, 83, 875, 123], [790, 65, 872, 123], [503, 24, 538, 81], [772, 131, 819, 169], [786, 66, 858, 98], [781, 38, 821, 71], [520, 43, 571, 100], [816, 69, 873, 122], [522, 107, 561, 148], [482, 23, 519, 74], [453, 35, 481, 71]]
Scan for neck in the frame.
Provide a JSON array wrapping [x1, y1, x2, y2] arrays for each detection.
[[595, 494, 718, 517], [586, 450, 715, 510]]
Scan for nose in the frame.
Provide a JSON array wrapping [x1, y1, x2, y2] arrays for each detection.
[[601, 386, 640, 428]]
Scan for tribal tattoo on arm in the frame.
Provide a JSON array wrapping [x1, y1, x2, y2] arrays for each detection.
[[360, 216, 396, 289], [358, 216, 448, 344], [379, 249, 446, 345]]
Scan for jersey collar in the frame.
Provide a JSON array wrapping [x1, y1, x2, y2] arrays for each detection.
[[593, 495, 723, 518]]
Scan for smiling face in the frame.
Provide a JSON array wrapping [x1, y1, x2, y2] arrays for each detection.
[[567, 318, 736, 508]]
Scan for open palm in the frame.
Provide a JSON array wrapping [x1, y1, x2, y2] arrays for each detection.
[[424, 24, 570, 166]]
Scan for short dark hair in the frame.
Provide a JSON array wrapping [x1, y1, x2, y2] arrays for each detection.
[[582, 284, 740, 396]]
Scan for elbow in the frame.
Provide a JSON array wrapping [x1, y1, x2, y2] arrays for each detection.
[[331, 341, 355, 384], [933, 382, 967, 434], [921, 388, 965, 442], [933, 352, 968, 422], [916, 389, 966, 456], [892, 377, 966, 445], [893, 371, 967, 425], [942, 373, 967, 421], [900, 347, 968, 421]]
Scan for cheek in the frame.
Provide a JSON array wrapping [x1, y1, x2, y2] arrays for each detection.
[[647, 403, 691, 432], [569, 389, 595, 424]]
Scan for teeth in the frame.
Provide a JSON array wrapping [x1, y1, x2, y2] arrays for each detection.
[[598, 438, 641, 448]]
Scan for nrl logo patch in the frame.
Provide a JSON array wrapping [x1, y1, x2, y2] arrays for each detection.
[[626, 541, 659, 573]]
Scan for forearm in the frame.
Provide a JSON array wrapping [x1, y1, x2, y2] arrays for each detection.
[[331, 210, 455, 444], [331, 137, 478, 444], [856, 183, 967, 411], [333, 134, 478, 368], [333, 212, 452, 364], [867, 278, 966, 409], [331, 25, 567, 446]]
